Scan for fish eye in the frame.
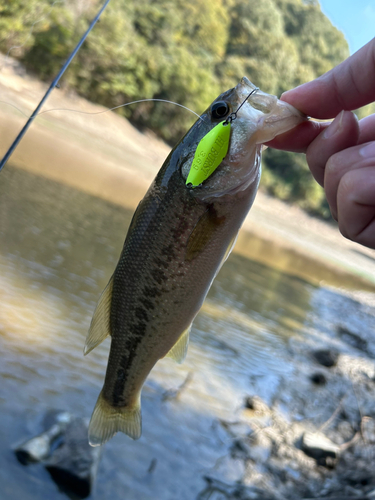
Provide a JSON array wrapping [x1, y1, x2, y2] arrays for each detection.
[[211, 101, 230, 120]]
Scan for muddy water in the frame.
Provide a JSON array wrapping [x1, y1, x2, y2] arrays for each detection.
[[0, 166, 373, 499]]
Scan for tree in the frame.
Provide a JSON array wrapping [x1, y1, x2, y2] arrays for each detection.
[[0, 0, 351, 217]]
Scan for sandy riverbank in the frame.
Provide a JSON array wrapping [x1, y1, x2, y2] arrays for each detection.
[[1, 54, 375, 291]]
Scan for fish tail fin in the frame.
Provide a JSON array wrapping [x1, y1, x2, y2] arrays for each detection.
[[88, 390, 142, 446]]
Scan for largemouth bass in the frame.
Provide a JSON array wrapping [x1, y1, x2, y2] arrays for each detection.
[[85, 78, 306, 446]]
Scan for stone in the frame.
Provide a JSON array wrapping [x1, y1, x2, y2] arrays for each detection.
[[197, 476, 277, 500], [311, 349, 339, 368], [14, 411, 72, 465], [45, 417, 102, 499], [337, 326, 368, 353], [361, 417, 375, 444], [302, 431, 340, 467], [244, 396, 269, 414], [231, 438, 252, 459], [310, 372, 327, 385], [344, 469, 374, 488]]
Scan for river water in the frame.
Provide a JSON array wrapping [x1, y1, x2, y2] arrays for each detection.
[[0, 166, 373, 499]]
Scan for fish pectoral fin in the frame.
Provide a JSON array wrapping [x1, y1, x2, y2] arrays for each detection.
[[84, 275, 114, 356], [165, 325, 191, 364], [88, 390, 142, 446]]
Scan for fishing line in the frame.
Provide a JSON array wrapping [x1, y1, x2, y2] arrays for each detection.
[[0, 101, 29, 119], [38, 99, 202, 120], [0, 98, 201, 121], [0, 0, 111, 173]]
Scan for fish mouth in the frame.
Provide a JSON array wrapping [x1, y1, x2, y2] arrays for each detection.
[[238, 77, 307, 144]]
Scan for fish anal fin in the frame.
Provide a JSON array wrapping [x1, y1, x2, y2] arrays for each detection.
[[165, 325, 191, 364], [84, 276, 113, 356], [186, 205, 226, 261], [88, 390, 142, 447]]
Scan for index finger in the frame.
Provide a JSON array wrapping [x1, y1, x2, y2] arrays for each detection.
[[281, 38, 375, 119], [265, 119, 328, 153]]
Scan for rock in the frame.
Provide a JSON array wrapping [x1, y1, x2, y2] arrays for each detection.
[[14, 411, 72, 465], [337, 420, 354, 442], [231, 438, 252, 459], [337, 326, 368, 353], [303, 496, 371, 499], [45, 417, 102, 499], [311, 349, 339, 368], [244, 396, 269, 414], [310, 372, 327, 385], [147, 458, 157, 474], [219, 419, 252, 439], [42, 409, 72, 429], [344, 469, 374, 488], [248, 443, 272, 464], [362, 417, 375, 444], [302, 431, 340, 467], [197, 476, 277, 500]]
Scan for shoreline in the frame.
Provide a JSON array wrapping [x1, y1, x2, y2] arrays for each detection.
[[1, 54, 375, 292]]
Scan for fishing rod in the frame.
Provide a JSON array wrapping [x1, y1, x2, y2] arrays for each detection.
[[0, 0, 111, 172]]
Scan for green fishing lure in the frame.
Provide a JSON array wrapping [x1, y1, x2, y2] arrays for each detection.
[[186, 121, 231, 187]]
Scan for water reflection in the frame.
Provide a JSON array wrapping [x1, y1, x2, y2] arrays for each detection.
[[0, 166, 372, 500]]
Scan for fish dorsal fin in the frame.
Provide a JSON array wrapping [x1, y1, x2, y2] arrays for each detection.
[[186, 205, 226, 261], [165, 325, 191, 364], [84, 276, 113, 356]]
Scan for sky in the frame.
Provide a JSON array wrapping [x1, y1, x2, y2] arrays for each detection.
[[319, 0, 375, 54]]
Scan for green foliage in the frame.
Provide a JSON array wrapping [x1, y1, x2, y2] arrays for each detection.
[[356, 102, 375, 120], [261, 149, 331, 218], [22, 6, 78, 79], [0, 0, 351, 218], [0, 0, 51, 53]]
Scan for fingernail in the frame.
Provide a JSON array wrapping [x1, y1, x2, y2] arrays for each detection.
[[360, 142, 375, 158], [323, 110, 345, 139]]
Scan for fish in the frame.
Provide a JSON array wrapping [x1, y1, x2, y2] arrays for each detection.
[[84, 77, 306, 446]]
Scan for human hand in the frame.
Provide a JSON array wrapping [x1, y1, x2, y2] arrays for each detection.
[[267, 38, 375, 249]]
